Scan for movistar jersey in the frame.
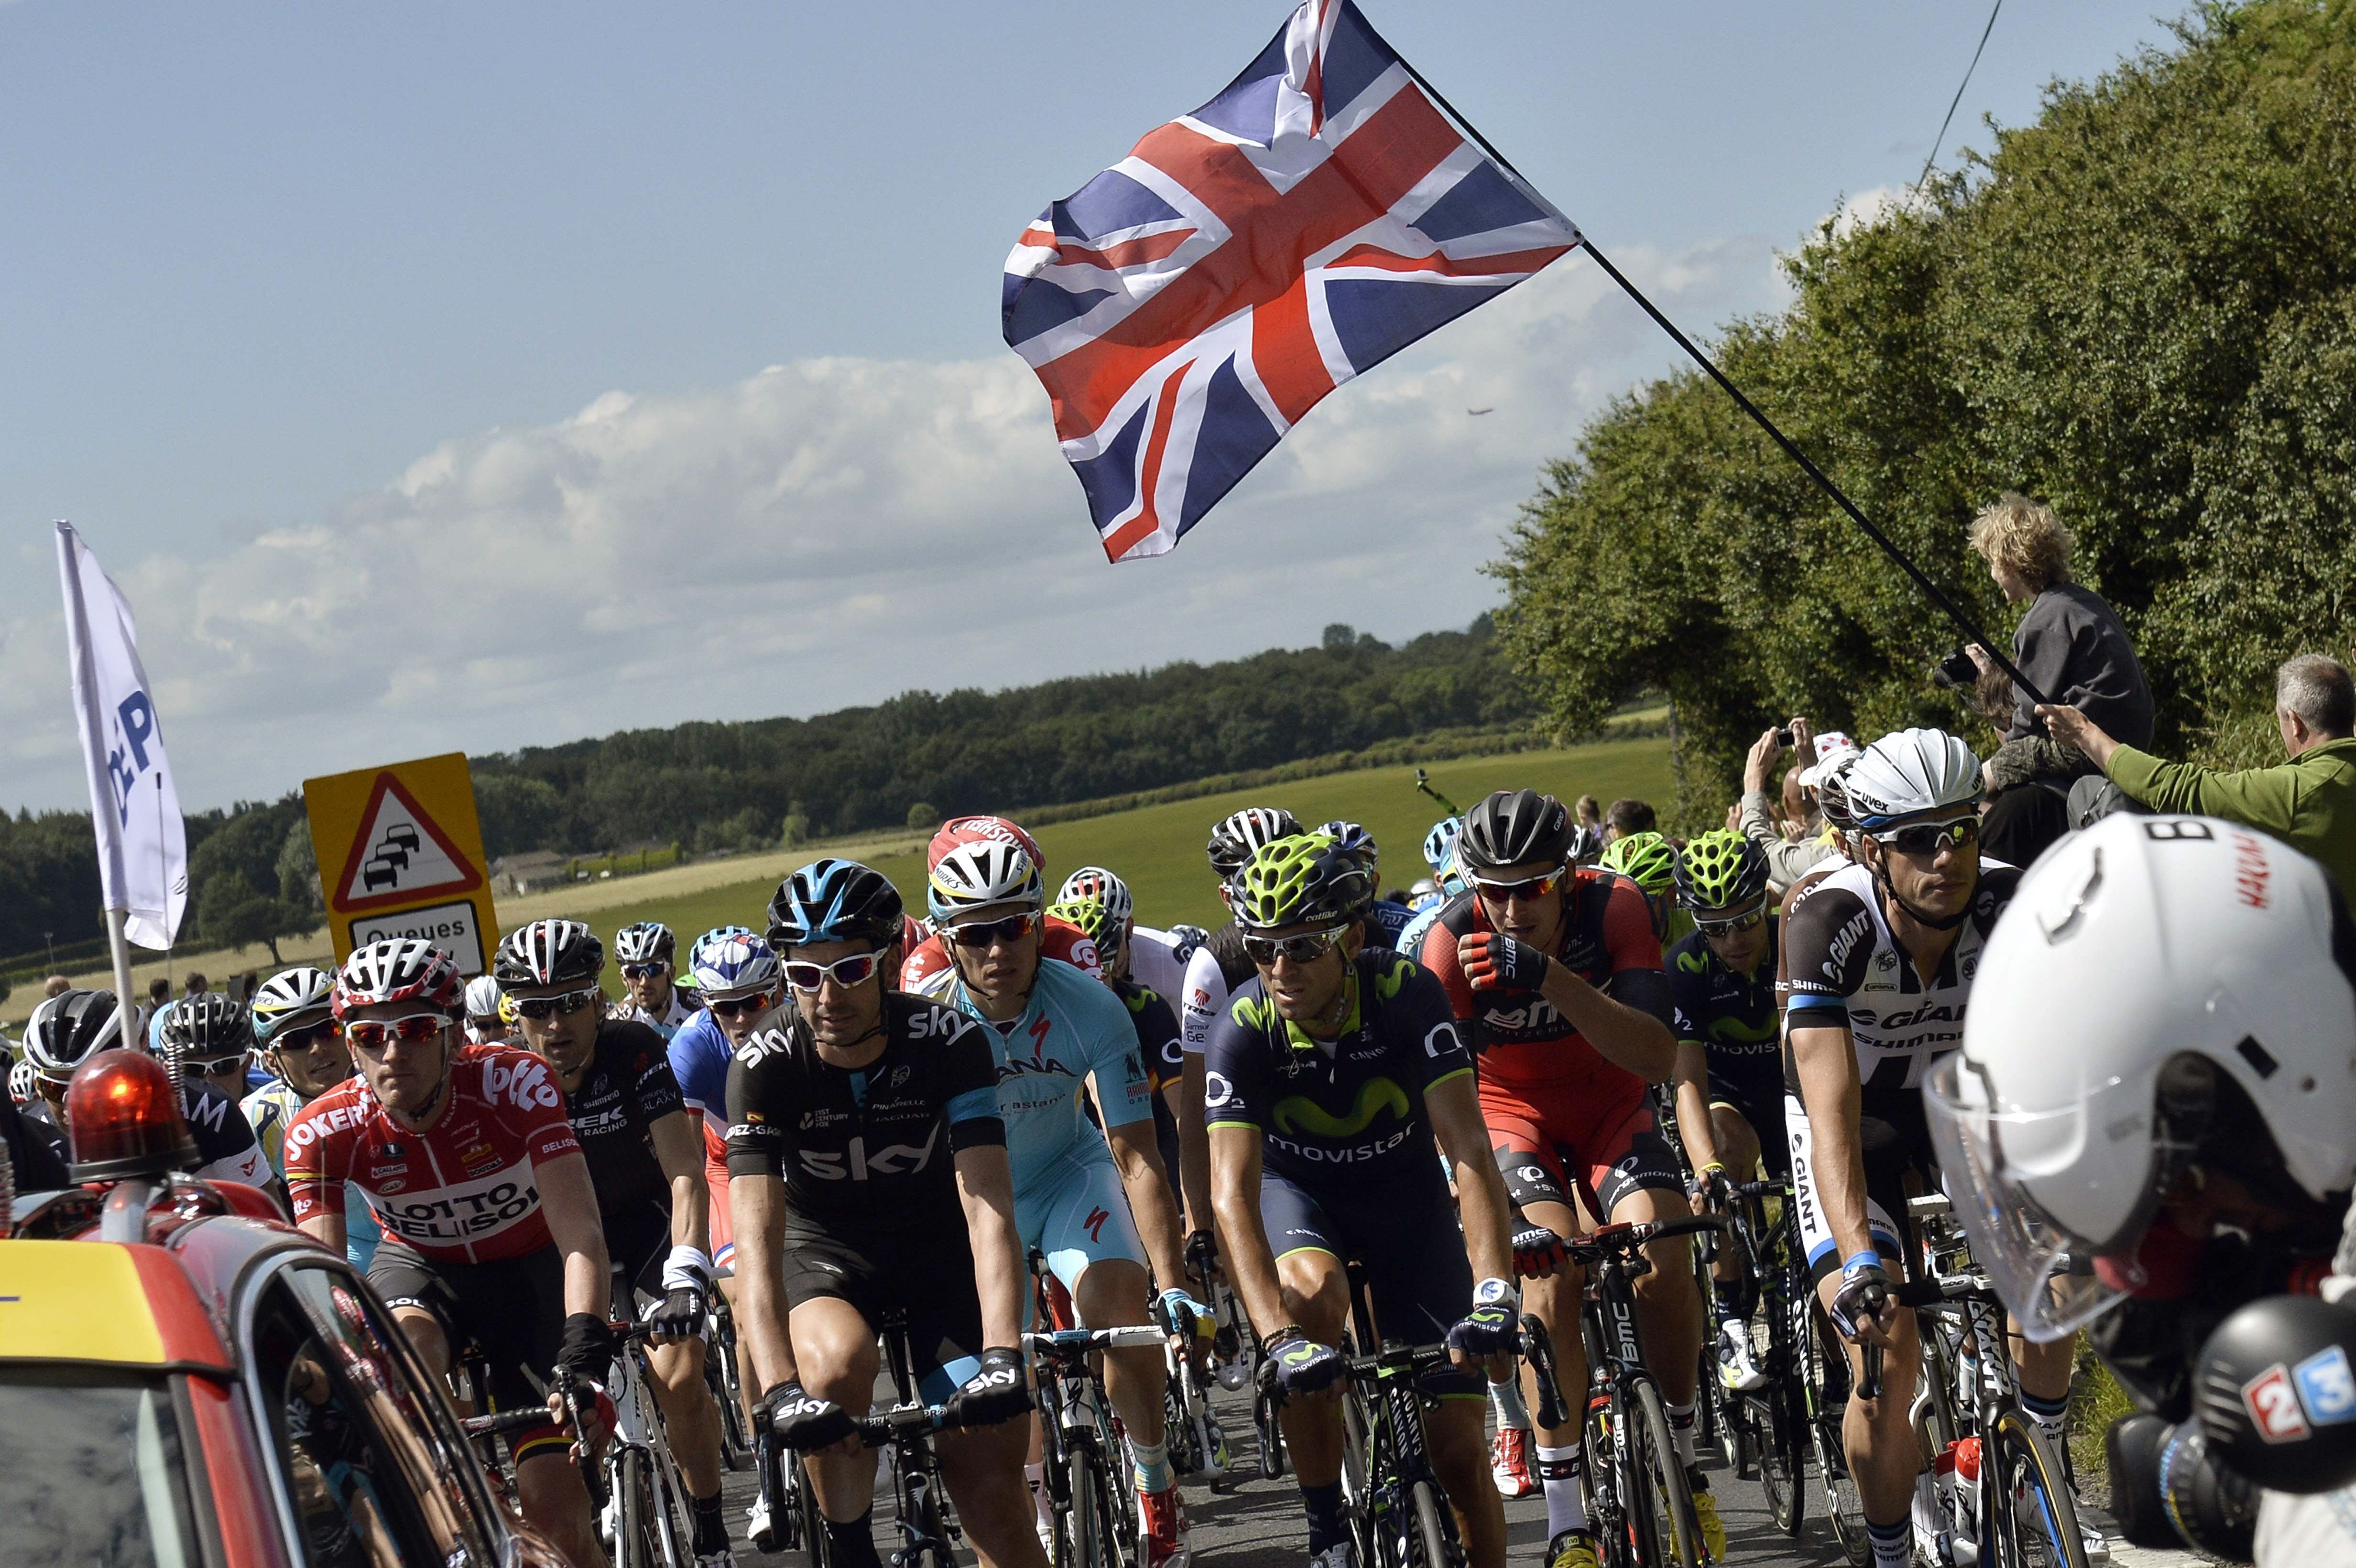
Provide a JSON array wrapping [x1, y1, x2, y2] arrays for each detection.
[[921, 954, 1155, 1193], [1203, 948, 1472, 1195], [1665, 919, 1783, 1100]]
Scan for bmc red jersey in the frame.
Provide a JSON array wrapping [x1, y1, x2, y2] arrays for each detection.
[[285, 1045, 583, 1263], [1415, 871, 1672, 1098], [899, 913, 1102, 992]]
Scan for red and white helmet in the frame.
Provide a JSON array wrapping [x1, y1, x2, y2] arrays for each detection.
[[928, 840, 1045, 922], [927, 815, 1044, 875], [332, 939, 466, 1019]]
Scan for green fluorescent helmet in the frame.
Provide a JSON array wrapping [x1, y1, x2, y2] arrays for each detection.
[[1231, 832, 1372, 932], [1672, 829, 1770, 912], [1600, 830, 1679, 897]]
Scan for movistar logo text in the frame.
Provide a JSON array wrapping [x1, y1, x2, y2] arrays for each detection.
[[1273, 1078, 1408, 1139]]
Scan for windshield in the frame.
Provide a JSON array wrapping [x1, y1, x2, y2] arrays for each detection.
[[0, 1368, 200, 1567]]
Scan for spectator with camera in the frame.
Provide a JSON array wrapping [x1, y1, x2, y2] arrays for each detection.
[[1735, 719, 1847, 893]]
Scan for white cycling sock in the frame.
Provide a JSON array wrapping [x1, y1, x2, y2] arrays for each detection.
[[1025, 1462, 1051, 1528], [1867, 1515, 1912, 1568], [1489, 1374, 1531, 1431], [2021, 1389, 2071, 1455], [1538, 1443, 1587, 1537], [1666, 1398, 1699, 1470], [1130, 1436, 1171, 1495]]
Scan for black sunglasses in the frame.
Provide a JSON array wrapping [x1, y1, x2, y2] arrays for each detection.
[[621, 962, 670, 980], [710, 990, 776, 1020], [945, 912, 1039, 948], [513, 987, 602, 1021], [1878, 817, 1979, 859]]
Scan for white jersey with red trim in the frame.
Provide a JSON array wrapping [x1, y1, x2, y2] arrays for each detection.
[[284, 1044, 583, 1264]]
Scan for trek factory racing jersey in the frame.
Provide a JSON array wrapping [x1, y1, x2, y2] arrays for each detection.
[[1179, 922, 1259, 1057], [22, 1077, 271, 1189], [285, 1045, 583, 1263], [900, 914, 1103, 992], [1666, 919, 1783, 1103], [1781, 860, 2023, 1092], [560, 1018, 687, 1217], [1204, 949, 1473, 1195], [618, 985, 703, 1040], [723, 992, 1005, 1233], [1417, 874, 1675, 1095], [669, 1008, 736, 1168]]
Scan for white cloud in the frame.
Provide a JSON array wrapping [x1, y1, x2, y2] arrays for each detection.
[[1829, 184, 1904, 239], [0, 234, 1783, 811]]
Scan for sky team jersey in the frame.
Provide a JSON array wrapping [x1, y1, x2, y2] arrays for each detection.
[[921, 954, 1153, 1192], [285, 1044, 583, 1263], [1204, 948, 1471, 1195], [1416, 874, 1674, 1095], [1781, 860, 2023, 1092], [560, 1018, 688, 1217], [668, 1009, 736, 1167], [1666, 919, 1783, 1099], [723, 992, 1004, 1234], [900, 914, 1102, 992]]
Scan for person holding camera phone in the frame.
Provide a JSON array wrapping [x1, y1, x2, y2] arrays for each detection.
[[1737, 719, 1849, 893]]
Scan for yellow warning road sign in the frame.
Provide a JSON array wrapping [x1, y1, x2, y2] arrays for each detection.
[[305, 752, 500, 974]]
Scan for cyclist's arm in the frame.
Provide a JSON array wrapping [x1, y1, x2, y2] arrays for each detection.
[[1670, 1037, 1724, 1181], [1542, 879, 1678, 1082], [1208, 1124, 1289, 1343], [1789, 1022, 1881, 1274], [285, 1107, 348, 1254], [647, 1108, 710, 1258], [1427, 1071, 1514, 1287], [952, 1142, 1027, 1351], [298, 1211, 349, 1254], [1103, 1113, 1189, 1296], [1174, 1055, 1214, 1234], [536, 1151, 616, 1325], [727, 1172, 799, 1391]]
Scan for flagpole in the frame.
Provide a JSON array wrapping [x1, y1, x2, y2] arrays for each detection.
[[1385, 53, 2049, 707]]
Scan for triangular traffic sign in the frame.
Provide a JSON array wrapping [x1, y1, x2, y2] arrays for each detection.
[[332, 772, 486, 914]]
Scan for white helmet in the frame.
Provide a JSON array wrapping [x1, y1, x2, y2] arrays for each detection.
[[1927, 813, 2356, 1341], [928, 841, 1044, 923], [1058, 867, 1134, 930], [1844, 727, 1983, 829], [463, 975, 504, 1020], [9, 1056, 34, 1107]]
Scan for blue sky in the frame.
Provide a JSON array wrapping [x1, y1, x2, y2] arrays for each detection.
[[1, 0, 2180, 810]]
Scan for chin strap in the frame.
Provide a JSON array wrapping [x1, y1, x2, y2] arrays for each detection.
[[1874, 866, 1972, 932]]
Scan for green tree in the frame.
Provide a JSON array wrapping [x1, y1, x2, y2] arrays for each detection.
[[198, 871, 318, 967], [275, 819, 321, 914], [905, 801, 938, 831], [473, 771, 564, 860], [1493, 0, 2356, 823]]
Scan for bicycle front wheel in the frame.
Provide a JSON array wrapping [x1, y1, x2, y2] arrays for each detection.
[[612, 1448, 657, 1568], [1409, 1477, 1464, 1568], [1625, 1379, 1705, 1568], [1064, 1444, 1113, 1568], [1800, 1295, 1870, 1567], [1756, 1383, 1804, 1537], [1984, 1407, 2090, 1568]]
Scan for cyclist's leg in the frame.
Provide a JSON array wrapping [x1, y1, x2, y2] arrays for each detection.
[[366, 1239, 459, 1409], [779, 1231, 886, 1533], [1343, 1181, 1506, 1568], [703, 1156, 762, 1441], [1031, 1153, 1167, 1467], [1705, 1101, 1761, 1291], [1483, 1089, 1587, 1452], [1261, 1171, 1354, 1553], [903, 1234, 1048, 1568], [615, 1200, 727, 1505], [469, 1246, 612, 1568], [1791, 1097, 1921, 1534]]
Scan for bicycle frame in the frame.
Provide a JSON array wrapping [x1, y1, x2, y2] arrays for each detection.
[[601, 1317, 697, 1568], [1028, 1321, 1162, 1567]]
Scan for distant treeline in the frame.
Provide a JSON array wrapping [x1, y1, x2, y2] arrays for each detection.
[[2, 617, 1536, 975], [471, 616, 1532, 858]]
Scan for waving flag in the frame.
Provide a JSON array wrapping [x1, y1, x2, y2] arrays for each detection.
[[1004, 0, 1580, 562]]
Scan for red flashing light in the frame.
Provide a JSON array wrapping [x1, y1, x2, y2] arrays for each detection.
[[65, 1049, 200, 1184]]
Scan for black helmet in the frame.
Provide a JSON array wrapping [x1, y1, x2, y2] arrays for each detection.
[[157, 992, 255, 1067], [493, 918, 605, 988], [769, 859, 906, 949], [2195, 1294, 2356, 1496], [24, 989, 129, 1083], [1206, 807, 1302, 880], [1231, 833, 1375, 933], [1456, 789, 1573, 873]]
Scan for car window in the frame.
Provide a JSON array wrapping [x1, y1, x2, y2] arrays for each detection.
[[0, 1367, 201, 1568], [247, 1266, 498, 1568]]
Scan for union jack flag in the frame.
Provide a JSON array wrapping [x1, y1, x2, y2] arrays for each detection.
[[1003, 0, 1581, 562]]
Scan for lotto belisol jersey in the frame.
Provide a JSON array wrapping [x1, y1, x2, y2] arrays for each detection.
[[1204, 948, 1472, 1195], [285, 1045, 582, 1263], [920, 954, 1153, 1192], [724, 991, 1005, 1233], [1780, 860, 2022, 1092], [1665, 919, 1782, 1098]]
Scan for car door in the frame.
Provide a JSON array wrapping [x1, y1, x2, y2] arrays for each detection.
[[240, 1256, 510, 1568]]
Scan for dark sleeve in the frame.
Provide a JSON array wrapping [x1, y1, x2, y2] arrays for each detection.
[[723, 1034, 790, 1180], [1202, 993, 1272, 1131], [1384, 957, 1473, 1091], [1979, 786, 2070, 871], [1666, 936, 1707, 1045], [2008, 591, 2073, 740], [1, 1093, 71, 1190], [1127, 988, 1184, 1091], [187, 1084, 261, 1164], [933, 1010, 1007, 1151], [616, 1022, 686, 1124], [1782, 885, 1876, 1018]]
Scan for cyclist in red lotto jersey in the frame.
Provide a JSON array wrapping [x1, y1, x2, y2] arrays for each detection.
[[898, 815, 1102, 990], [1415, 789, 1719, 1568], [285, 938, 616, 1568]]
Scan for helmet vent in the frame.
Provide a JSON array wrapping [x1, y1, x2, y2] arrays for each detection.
[[2236, 1036, 2281, 1080]]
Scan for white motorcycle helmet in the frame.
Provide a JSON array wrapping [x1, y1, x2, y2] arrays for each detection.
[[1927, 813, 2356, 1340]]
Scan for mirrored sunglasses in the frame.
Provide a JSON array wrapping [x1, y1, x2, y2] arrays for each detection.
[[1879, 816, 1979, 859], [343, 1013, 450, 1052], [512, 987, 603, 1022], [1242, 924, 1349, 967], [709, 989, 777, 1020], [782, 953, 883, 992], [1470, 865, 1569, 903], [945, 912, 1039, 948]]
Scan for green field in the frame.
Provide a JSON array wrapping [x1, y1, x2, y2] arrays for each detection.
[[583, 737, 1673, 971]]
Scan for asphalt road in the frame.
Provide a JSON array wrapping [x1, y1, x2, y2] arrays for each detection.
[[723, 1378, 1861, 1567]]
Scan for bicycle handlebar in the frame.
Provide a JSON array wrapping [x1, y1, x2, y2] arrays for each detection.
[[1564, 1213, 1725, 1262], [462, 1407, 561, 1438], [1023, 1324, 1168, 1355]]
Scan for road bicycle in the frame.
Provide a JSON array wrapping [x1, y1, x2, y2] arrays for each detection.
[[1559, 1215, 1717, 1568], [1697, 1176, 1808, 1540], [1160, 1296, 1233, 1483], [1028, 1318, 1167, 1568], [591, 1315, 704, 1568]]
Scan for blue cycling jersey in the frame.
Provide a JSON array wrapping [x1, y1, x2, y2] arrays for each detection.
[[1364, 899, 1413, 950], [668, 1008, 736, 1153], [926, 956, 1154, 1192], [1396, 902, 1443, 968]]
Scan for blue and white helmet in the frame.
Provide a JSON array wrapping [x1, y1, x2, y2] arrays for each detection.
[[1421, 817, 1463, 877], [1318, 821, 1377, 865], [687, 926, 779, 998]]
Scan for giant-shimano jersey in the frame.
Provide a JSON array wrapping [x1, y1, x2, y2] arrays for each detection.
[[1203, 949, 1472, 1195], [920, 955, 1155, 1193], [285, 1045, 582, 1263], [723, 992, 1005, 1234], [1179, 922, 1258, 1057], [1781, 860, 2022, 1092]]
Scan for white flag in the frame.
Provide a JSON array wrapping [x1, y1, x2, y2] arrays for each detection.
[[56, 522, 188, 950]]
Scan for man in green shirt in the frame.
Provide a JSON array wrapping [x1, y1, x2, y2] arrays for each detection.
[[2038, 653, 2356, 893]]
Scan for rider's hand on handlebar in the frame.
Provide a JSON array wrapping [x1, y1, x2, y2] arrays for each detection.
[[647, 1282, 706, 1344], [1829, 1260, 1897, 1348], [762, 1378, 858, 1452], [1512, 1224, 1569, 1280], [1446, 1285, 1521, 1373], [1157, 1287, 1215, 1342], [1263, 1331, 1345, 1400], [944, 1347, 1031, 1428], [1687, 1162, 1731, 1218]]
